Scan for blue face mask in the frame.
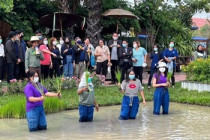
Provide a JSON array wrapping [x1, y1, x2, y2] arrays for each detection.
[[77, 40, 82, 45], [129, 75, 135, 80], [122, 44, 127, 47], [154, 48, 158, 51], [170, 44, 174, 48], [88, 77, 92, 83], [0, 39, 2, 44]]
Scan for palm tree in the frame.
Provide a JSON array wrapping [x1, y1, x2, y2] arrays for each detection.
[[84, 0, 103, 47]]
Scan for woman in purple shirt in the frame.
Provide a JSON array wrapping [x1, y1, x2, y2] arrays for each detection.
[[24, 71, 61, 132], [152, 62, 170, 115]]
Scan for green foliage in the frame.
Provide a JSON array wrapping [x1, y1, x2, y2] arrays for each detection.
[[115, 68, 122, 84], [0, 0, 58, 40], [183, 58, 210, 83], [0, 0, 13, 12]]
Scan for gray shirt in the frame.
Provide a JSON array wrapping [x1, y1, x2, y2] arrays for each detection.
[[121, 79, 143, 96], [111, 41, 118, 60], [78, 85, 95, 106]]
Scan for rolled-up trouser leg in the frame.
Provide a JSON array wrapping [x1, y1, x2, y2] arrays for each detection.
[[87, 105, 94, 122], [119, 96, 130, 120], [162, 90, 170, 114], [129, 96, 140, 119], [26, 107, 39, 132], [153, 88, 164, 115], [79, 105, 88, 122], [38, 106, 47, 130]]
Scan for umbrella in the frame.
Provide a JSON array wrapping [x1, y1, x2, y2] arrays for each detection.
[[102, 8, 139, 19], [39, 12, 83, 37], [102, 8, 139, 32]]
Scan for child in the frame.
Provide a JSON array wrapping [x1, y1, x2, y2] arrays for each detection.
[[77, 72, 99, 122], [119, 69, 146, 120], [152, 62, 170, 115]]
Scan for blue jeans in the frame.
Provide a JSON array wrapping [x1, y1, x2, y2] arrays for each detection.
[[63, 55, 73, 78], [26, 106, 47, 132], [148, 68, 158, 86], [153, 87, 170, 115], [119, 96, 140, 120], [79, 105, 94, 122]]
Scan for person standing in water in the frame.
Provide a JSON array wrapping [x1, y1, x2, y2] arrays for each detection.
[[24, 71, 61, 132], [119, 69, 146, 120], [77, 72, 99, 122], [152, 62, 170, 115]]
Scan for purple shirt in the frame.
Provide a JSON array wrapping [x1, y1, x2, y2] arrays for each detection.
[[24, 83, 48, 112], [154, 73, 167, 84]]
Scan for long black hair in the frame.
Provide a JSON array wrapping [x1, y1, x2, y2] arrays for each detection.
[[64, 36, 71, 47], [125, 69, 136, 83], [156, 67, 168, 83], [151, 44, 161, 59]]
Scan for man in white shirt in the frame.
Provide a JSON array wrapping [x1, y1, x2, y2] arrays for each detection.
[[0, 35, 5, 81]]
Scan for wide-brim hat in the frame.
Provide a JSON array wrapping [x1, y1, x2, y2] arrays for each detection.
[[27, 36, 40, 46], [158, 62, 167, 68]]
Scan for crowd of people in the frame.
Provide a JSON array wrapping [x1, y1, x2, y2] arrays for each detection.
[[1, 31, 207, 87], [1, 30, 208, 132]]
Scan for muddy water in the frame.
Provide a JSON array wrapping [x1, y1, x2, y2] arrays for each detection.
[[0, 102, 210, 140]]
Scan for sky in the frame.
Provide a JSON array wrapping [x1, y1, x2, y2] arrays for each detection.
[[125, 0, 210, 18]]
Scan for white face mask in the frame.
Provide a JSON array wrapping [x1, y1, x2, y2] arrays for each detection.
[[60, 40, 64, 45], [113, 37, 118, 40], [53, 41, 57, 46], [159, 67, 166, 73], [43, 40, 48, 45], [33, 77, 39, 83], [133, 44, 137, 48]]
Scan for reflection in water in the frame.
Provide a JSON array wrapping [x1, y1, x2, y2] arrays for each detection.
[[0, 102, 210, 140]]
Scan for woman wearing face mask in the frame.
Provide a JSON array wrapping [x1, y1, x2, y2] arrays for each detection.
[[49, 38, 61, 78], [61, 36, 75, 79], [132, 41, 147, 84], [24, 71, 61, 132], [192, 44, 207, 60], [147, 44, 163, 89], [57, 37, 64, 54], [163, 42, 178, 88], [119, 69, 146, 120], [40, 37, 56, 79], [77, 72, 99, 122], [152, 62, 170, 115]]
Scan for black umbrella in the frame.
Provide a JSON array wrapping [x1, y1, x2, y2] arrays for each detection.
[[39, 12, 83, 37]]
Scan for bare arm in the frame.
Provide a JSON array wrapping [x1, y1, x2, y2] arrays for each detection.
[[45, 92, 61, 98], [28, 96, 44, 102], [140, 91, 146, 105], [94, 100, 99, 112]]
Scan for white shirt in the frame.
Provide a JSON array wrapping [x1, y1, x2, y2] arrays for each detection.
[[0, 44, 4, 57]]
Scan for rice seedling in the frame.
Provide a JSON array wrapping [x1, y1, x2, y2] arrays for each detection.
[[115, 68, 122, 87]]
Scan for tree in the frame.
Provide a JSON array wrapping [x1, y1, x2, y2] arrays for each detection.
[[0, 0, 13, 12], [134, 0, 209, 55], [0, 0, 58, 39], [84, 0, 103, 47]]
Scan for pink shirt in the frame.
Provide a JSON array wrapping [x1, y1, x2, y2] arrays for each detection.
[[95, 45, 110, 62], [40, 45, 51, 65]]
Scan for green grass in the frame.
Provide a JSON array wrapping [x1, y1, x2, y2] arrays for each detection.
[[0, 83, 209, 118]]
